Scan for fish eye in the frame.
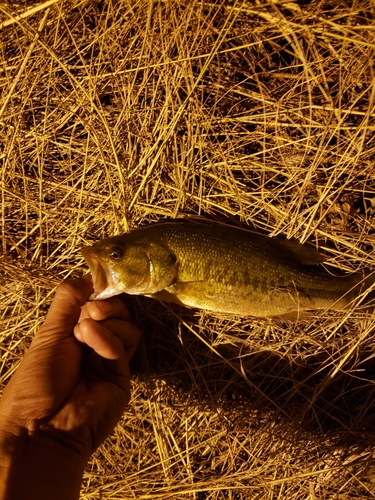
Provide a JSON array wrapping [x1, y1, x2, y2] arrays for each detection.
[[109, 247, 123, 261]]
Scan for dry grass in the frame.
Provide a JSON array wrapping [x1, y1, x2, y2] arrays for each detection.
[[1, 0, 375, 498]]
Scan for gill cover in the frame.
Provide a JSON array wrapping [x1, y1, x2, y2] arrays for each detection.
[[114, 241, 178, 295]]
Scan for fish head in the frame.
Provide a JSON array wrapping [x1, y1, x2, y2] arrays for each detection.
[[81, 234, 178, 300]]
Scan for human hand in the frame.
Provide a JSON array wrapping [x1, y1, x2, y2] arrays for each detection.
[[0, 275, 141, 461]]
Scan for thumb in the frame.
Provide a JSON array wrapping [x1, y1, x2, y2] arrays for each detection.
[[38, 275, 93, 340]]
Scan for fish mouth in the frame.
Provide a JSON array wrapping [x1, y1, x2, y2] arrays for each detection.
[[81, 247, 120, 300]]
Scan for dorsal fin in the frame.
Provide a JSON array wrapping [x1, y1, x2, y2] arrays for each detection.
[[270, 238, 327, 265]]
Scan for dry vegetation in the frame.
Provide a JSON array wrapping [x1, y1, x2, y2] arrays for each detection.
[[1, 0, 375, 498]]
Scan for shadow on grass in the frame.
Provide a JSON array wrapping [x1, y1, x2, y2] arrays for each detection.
[[127, 295, 375, 448]]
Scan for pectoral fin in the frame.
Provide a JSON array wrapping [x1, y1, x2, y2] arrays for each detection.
[[147, 288, 185, 305], [148, 281, 232, 310]]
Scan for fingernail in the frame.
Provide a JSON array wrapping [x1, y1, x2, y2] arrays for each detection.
[[95, 300, 112, 314]]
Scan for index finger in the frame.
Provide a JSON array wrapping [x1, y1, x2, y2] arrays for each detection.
[[79, 296, 132, 323]]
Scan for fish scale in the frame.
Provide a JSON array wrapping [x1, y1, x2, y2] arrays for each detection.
[[81, 221, 372, 318]]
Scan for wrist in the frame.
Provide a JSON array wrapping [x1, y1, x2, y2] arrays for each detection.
[[0, 424, 87, 500]]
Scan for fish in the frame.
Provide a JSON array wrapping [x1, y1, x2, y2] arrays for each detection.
[[81, 220, 374, 318]]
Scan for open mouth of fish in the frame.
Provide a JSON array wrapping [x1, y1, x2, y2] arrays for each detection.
[[81, 248, 120, 300]]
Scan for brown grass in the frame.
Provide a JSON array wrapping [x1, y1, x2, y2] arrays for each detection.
[[1, 0, 375, 498]]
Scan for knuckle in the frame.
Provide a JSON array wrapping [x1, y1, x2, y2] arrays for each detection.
[[57, 278, 78, 295], [54, 277, 90, 305], [55, 280, 79, 302]]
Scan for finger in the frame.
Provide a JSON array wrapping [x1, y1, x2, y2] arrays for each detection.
[[98, 317, 141, 361], [83, 296, 132, 322], [74, 318, 135, 382], [38, 275, 93, 339], [74, 318, 140, 363], [85, 351, 132, 395], [74, 318, 123, 360]]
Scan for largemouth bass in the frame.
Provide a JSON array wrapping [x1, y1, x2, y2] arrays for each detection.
[[81, 221, 374, 317]]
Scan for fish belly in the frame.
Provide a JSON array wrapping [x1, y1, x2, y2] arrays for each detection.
[[162, 281, 303, 316], [156, 274, 354, 317]]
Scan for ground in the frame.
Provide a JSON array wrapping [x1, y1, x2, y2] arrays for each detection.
[[1, 0, 375, 498]]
